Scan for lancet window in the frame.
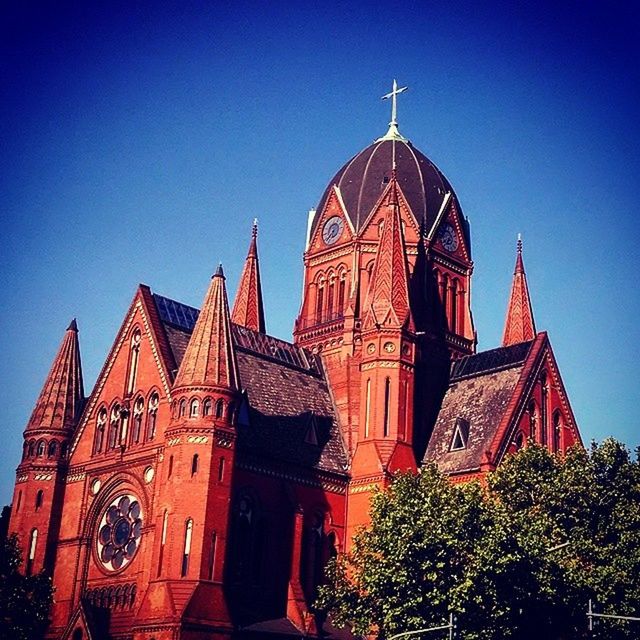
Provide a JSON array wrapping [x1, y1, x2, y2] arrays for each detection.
[[126, 329, 142, 395], [146, 392, 159, 440]]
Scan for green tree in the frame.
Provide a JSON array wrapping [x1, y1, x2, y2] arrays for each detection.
[[318, 440, 640, 639], [0, 533, 53, 640]]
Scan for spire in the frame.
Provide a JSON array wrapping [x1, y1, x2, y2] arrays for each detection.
[[231, 219, 266, 333], [174, 264, 240, 391], [364, 180, 414, 330], [27, 320, 84, 432], [502, 235, 536, 346]]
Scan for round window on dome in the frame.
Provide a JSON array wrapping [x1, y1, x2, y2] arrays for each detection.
[[96, 494, 142, 572]]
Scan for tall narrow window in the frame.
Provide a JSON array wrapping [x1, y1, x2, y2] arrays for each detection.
[[182, 519, 193, 577], [168, 455, 174, 479], [179, 399, 187, 417], [203, 398, 212, 416], [147, 393, 159, 440], [316, 282, 325, 323], [553, 412, 562, 453], [127, 330, 141, 395], [218, 457, 225, 482], [132, 398, 144, 444], [109, 405, 120, 449], [327, 279, 335, 319], [528, 401, 537, 442], [35, 490, 44, 510], [48, 441, 58, 458], [215, 399, 224, 419], [16, 490, 22, 513], [364, 379, 371, 438], [338, 276, 346, 314], [451, 279, 459, 333], [189, 398, 200, 418], [383, 378, 391, 437], [26, 529, 38, 576], [158, 510, 168, 577], [400, 379, 409, 441], [36, 441, 46, 457], [208, 532, 217, 580], [540, 373, 548, 446], [191, 454, 199, 476]]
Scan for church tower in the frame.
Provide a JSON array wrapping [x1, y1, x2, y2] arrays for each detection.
[[138, 264, 240, 636], [294, 81, 476, 465], [10, 320, 84, 575]]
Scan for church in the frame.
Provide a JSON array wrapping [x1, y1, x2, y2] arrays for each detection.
[[8, 84, 582, 640]]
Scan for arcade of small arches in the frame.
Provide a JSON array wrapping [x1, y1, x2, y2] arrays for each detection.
[[83, 582, 137, 610], [22, 437, 68, 461], [311, 265, 348, 326], [171, 395, 237, 423]]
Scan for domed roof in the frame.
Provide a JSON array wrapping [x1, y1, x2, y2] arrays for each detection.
[[314, 134, 457, 236]]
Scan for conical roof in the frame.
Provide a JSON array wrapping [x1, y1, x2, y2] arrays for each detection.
[[27, 319, 84, 432], [502, 237, 536, 346], [174, 265, 240, 391]]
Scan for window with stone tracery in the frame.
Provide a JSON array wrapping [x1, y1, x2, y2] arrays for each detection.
[[132, 397, 144, 444], [146, 392, 159, 440], [126, 329, 142, 395]]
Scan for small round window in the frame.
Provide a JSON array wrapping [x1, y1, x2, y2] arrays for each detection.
[[96, 495, 142, 572]]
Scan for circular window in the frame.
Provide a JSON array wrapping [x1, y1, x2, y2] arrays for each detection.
[[90, 478, 101, 495], [143, 466, 154, 484], [96, 495, 142, 572]]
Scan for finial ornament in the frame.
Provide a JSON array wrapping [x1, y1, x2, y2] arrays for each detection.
[[377, 79, 409, 143], [252, 218, 258, 237], [517, 233, 523, 254]]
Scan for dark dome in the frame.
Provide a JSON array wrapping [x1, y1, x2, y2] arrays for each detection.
[[314, 136, 457, 235]]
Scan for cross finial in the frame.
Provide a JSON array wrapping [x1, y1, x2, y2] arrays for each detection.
[[377, 79, 409, 143]]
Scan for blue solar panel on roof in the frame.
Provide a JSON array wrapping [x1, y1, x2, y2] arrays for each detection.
[[451, 340, 533, 380], [153, 293, 321, 374]]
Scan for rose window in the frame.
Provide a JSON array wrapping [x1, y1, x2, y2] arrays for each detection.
[[97, 495, 142, 572]]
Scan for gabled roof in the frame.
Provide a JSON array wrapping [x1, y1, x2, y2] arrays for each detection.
[[153, 294, 349, 478], [424, 340, 535, 474]]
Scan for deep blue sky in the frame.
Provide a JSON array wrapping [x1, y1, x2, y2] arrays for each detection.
[[1, 1, 638, 505]]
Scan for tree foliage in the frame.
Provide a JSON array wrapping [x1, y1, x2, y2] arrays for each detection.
[[0, 533, 53, 640], [318, 440, 640, 639]]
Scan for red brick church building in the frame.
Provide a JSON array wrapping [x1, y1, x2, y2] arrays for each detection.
[[8, 88, 582, 640]]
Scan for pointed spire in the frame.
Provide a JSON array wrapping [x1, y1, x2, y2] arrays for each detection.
[[502, 235, 537, 346], [364, 180, 414, 330], [231, 219, 266, 333], [174, 264, 240, 391], [27, 320, 84, 432]]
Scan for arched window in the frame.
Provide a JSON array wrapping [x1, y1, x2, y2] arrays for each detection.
[[22, 442, 28, 460], [189, 398, 200, 418], [181, 519, 193, 577], [338, 274, 346, 314], [94, 408, 107, 453], [127, 329, 142, 395], [302, 511, 325, 602], [109, 405, 121, 449], [528, 401, 537, 442], [36, 440, 46, 457], [383, 378, 391, 437], [327, 276, 335, 319], [315, 280, 325, 324], [218, 457, 226, 482], [451, 279, 459, 333], [179, 399, 187, 417], [72, 628, 84, 640], [158, 510, 168, 577], [16, 490, 22, 513], [514, 431, 525, 451], [132, 397, 144, 444], [203, 398, 212, 416], [48, 440, 58, 458], [540, 372, 548, 446], [364, 378, 371, 438], [215, 399, 224, 419], [28, 440, 35, 457], [168, 455, 174, 479], [26, 529, 38, 575], [191, 454, 199, 476], [228, 402, 236, 424], [553, 412, 562, 453], [35, 490, 44, 510], [208, 532, 218, 580], [147, 393, 159, 440]]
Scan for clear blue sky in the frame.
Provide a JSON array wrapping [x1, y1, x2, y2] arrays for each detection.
[[1, 0, 638, 505]]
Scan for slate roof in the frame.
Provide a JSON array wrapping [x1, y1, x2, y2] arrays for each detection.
[[152, 294, 349, 478], [424, 341, 534, 474], [314, 138, 458, 234]]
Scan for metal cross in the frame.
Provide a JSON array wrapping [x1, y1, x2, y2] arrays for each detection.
[[382, 79, 408, 127]]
